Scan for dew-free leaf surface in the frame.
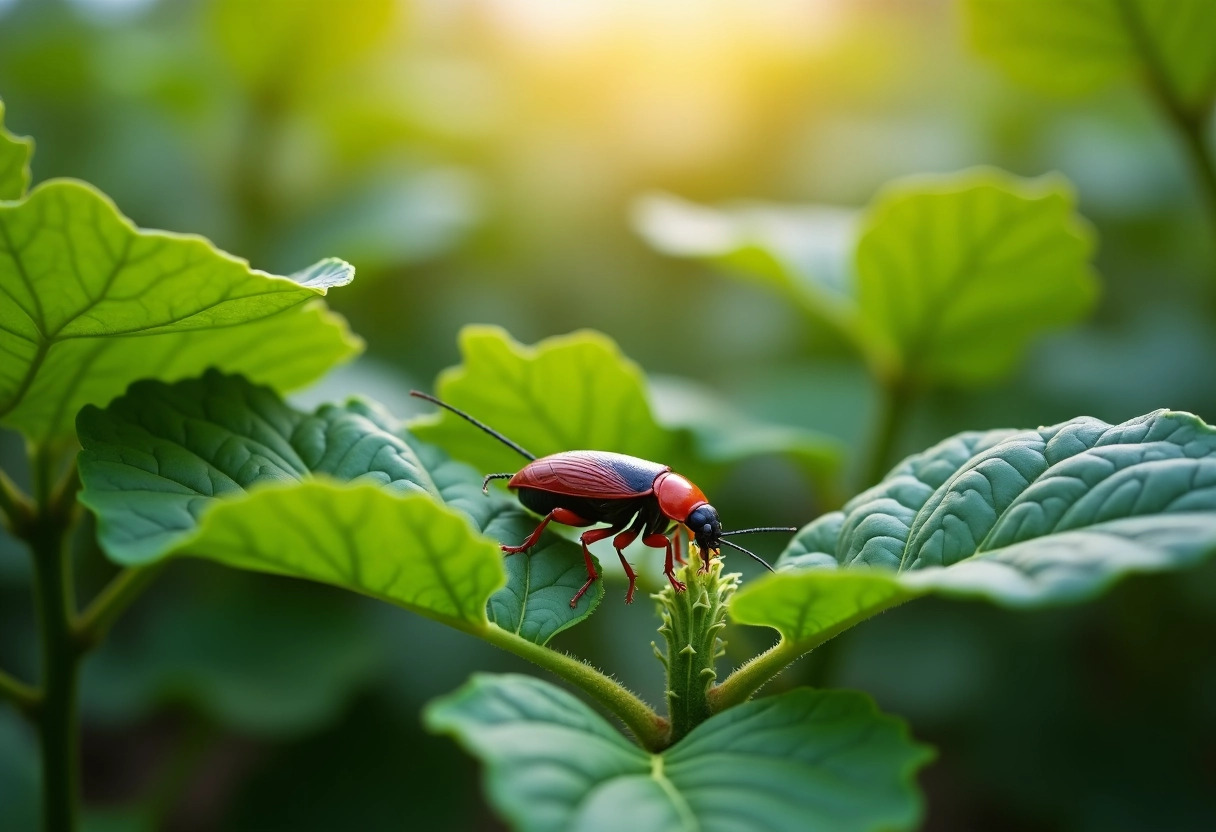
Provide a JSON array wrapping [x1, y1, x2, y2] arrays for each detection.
[[0, 180, 359, 442], [637, 170, 1097, 387], [77, 372, 599, 641], [426, 673, 931, 832], [732, 410, 1216, 650]]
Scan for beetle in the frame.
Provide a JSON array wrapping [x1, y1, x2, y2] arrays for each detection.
[[412, 391, 794, 608]]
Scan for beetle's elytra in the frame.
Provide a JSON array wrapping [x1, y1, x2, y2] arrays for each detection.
[[413, 392, 794, 607]]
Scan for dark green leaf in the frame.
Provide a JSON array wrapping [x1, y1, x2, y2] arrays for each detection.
[[425, 673, 932, 832], [78, 373, 599, 640], [732, 410, 1216, 647]]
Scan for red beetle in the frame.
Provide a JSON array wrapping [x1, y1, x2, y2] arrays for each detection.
[[412, 392, 793, 607]]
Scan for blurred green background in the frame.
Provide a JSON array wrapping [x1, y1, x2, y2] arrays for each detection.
[[2, 0, 1215, 829]]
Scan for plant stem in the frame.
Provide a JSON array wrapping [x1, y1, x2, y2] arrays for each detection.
[[479, 622, 670, 751], [29, 513, 79, 832], [74, 565, 165, 650], [1114, 0, 1216, 238], [0, 466, 34, 532], [859, 376, 912, 490], [0, 668, 39, 717], [653, 559, 736, 743]]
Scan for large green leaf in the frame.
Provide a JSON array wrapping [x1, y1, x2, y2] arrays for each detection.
[[732, 410, 1216, 649], [410, 325, 839, 493], [967, 0, 1216, 111], [637, 170, 1097, 386], [426, 673, 931, 832], [77, 372, 599, 641], [855, 169, 1096, 384], [0, 181, 359, 442], [0, 100, 32, 200]]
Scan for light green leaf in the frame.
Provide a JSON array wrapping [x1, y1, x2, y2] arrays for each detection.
[[967, 0, 1216, 111], [410, 325, 839, 494], [77, 372, 599, 641], [732, 410, 1216, 648], [425, 673, 932, 832], [855, 169, 1097, 384], [0, 100, 33, 200], [0, 180, 359, 442], [637, 170, 1098, 387]]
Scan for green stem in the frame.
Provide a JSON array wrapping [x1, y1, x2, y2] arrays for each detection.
[[0, 466, 34, 532], [0, 668, 39, 717], [73, 565, 166, 650], [709, 596, 909, 713], [1115, 0, 1216, 238], [29, 514, 80, 832], [478, 622, 670, 751], [653, 560, 736, 743], [859, 376, 912, 491]]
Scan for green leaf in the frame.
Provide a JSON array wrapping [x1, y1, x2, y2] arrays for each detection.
[[0, 100, 33, 200], [967, 0, 1216, 111], [0, 180, 359, 442], [425, 673, 932, 832], [78, 372, 599, 641], [731, 410, 1216, 649], [855, 169, 1097, 384], [637, 170, 1098, 386], [410, 325, 839, 494], [405, 428, 605, 642], [82, 578, 383, 736]]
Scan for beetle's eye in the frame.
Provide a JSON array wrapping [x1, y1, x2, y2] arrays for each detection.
[[702, 523, 712, 535]]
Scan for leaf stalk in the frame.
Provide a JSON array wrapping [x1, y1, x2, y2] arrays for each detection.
[[478, 622, 670, 752]]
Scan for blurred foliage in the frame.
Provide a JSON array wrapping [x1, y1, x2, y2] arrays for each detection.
[[2, 0, 1216, 829]]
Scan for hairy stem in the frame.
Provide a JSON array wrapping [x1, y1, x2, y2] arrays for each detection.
[[479, 622, 669, 751], [30, 513, 79, 832], [653, 558, 736, 743], [74, 565, 166, 650], [1114, 0, 1216, 238]]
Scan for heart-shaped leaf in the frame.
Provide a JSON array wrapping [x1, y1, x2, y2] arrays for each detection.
[[409, 325, 839, 494], [425, 673, 932, 832], [637, 169, 1097, 387], [0, 100, 32, 200], [731, 410, 1216, 651], [966, 0, 1216, 111], [77, 372, 600, 641], [0, 179, 359, 443]]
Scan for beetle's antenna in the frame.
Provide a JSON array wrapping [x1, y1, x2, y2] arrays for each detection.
[[482, 472, 514, 494], [720, 526, 798, 536], [718, 538, 775, 572], [410, 391, 536, 461]]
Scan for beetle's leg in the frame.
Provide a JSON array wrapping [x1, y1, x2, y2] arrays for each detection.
[[643, 532, 685, 593], [672, 524, 686, 565], [611, 516, 647, 604], [571, 526, 624, 608], [501, 507, 590, 554]]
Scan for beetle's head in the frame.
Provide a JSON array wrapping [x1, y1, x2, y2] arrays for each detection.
[[685, 503, 722, 552]]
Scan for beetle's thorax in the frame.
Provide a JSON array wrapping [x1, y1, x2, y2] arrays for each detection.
[[654, 471, 708, 522]]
